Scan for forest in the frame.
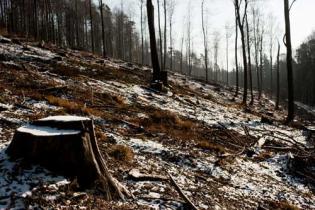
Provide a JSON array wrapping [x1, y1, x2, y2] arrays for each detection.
[[0, 0, 314, 209], [1, 0, 315, 111]]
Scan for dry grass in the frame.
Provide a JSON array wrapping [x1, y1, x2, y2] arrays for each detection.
[[141, 110, 194, 131], [197, 141, 226, 154], [109, 145, 134, 162], [267, 201, 300, 210], [45, 95, 103, 116]]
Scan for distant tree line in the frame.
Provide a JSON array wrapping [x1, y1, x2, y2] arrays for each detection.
[[0, 0, 149, 64]]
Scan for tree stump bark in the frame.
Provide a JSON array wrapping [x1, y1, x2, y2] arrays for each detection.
[[6, 115, 131, 200]]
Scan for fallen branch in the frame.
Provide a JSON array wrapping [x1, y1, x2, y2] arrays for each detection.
[[128, 169, 168, 182], [167, 172, 199, 210]]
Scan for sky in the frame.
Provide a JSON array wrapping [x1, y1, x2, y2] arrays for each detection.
[[101, 0, 315, 69]]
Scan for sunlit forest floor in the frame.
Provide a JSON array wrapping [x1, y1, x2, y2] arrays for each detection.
[[0, 35, 314, 210]]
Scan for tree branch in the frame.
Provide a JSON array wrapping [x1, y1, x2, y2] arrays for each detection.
[[289, 0, 297, 11]]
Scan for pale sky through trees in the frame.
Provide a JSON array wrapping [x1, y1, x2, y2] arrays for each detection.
[[103, 0, 315, 69]]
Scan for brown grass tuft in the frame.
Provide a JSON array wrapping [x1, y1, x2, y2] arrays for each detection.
[[197, 141, 226, 154], [45, 95, 103, 116], [267, 201, 300, 210], [143, 110, 194, 131], [109, 145, 134, 162]]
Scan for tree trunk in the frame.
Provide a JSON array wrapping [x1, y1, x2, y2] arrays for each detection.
[[258, 30, 264, 100], [140, 0, 144, 65], [284, 0, 294, 122], [6, 116, 131, 201], [89, 0, 95, 53], [201, 0, 208, 82], [157, 0, 163, 69], [234, 7, 239, 98], [246, 14, 254, 105], [276, 42, 280, 110], [147, 0, 161, 82], [99, 0, 107, 58], [235, 0, 248, 104], [163, 0, 167, 71]]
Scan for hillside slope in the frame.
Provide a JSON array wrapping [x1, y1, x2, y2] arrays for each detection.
[[0, 36, 314, 210]]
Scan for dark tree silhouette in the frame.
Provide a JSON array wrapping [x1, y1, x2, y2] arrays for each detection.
[[147, 0, 161, 82], [284, 0, 295, 122]]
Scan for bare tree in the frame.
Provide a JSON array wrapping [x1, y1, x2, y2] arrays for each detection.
[[276, 41, 280, 110], [89, 0, 94, 53], [225, 23, 232, 86], [163, 0, 167, 71], [213, 32, 220, 82], [245, 13, 254, 105], [258, 26, 264, 100], [140, 0, 144, 65], [269, 14, 275, 97], [252, 7, 260, 98], [201, 0, 209, 82], [157, 0, 163, 68], [234, 0, 249, 104], [284, 0, 295, 122], [234, 6, 239, 98], [186, 1, 192, 75], [147, 0, 161, 81], [99, 0, 107, 57], [168, 0, 175, 71]]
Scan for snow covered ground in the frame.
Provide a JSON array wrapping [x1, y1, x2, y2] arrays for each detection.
[[0, 38, 314, 209]]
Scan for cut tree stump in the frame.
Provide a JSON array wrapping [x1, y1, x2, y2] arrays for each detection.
[[6, 115, 132, 200]]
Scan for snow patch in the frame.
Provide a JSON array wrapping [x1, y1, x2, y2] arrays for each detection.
[[17, 124, 81, 136], [39, 115, 90, 122]]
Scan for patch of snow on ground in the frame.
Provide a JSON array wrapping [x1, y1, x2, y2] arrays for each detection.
[[39, 115, 90, 122], [0, 144, 69, 209], [17, 125, 81, 136]]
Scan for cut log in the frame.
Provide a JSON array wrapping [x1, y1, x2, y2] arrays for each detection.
[[6, 115, 131, 200]]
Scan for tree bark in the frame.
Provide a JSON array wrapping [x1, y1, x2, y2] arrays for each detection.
[[99, 0, 107, 58], [276, 42, 280, 110], [89, 0, 95, 53], [234, 7, 239, 98], [201, 0, 208, 82], [157, 0, 163, 69], [234, 0, 248, 104], [284, 0, 295, 122], [147, 0, 161, 82], [246, 14, 254, 105]]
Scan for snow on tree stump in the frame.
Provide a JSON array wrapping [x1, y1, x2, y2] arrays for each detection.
[[6, 116, 131, 200]]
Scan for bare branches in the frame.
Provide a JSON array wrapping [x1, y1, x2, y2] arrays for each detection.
[[289, 0, 297, 11]]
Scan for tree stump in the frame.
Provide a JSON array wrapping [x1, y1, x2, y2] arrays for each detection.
[[6, 115, 131, 200]]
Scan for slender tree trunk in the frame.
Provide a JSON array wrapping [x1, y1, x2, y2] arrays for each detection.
[[157, 0, 163, 69], [99, 0, 107, 58], [89, 0, 94, 53], [258, 30, 264, 100], [75, 0, 79, 48], [253, 9, 260, 98], [235, 0, 248, 104], [180, 35, 184, 73], [163, 0, 167, 71], [246, 14, 254, 105], [34, 0, 38, 40], [234, 8, 239, 98], [284, 0, 294, 122], [169, 12, 173, 71], [201, 0, 208, 82], [276, 42, 280, 110], [226, 33, 229, 86], [147, 0, 161, 81], [0, 0, 4, 26], [140, 0, 144, 65]]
